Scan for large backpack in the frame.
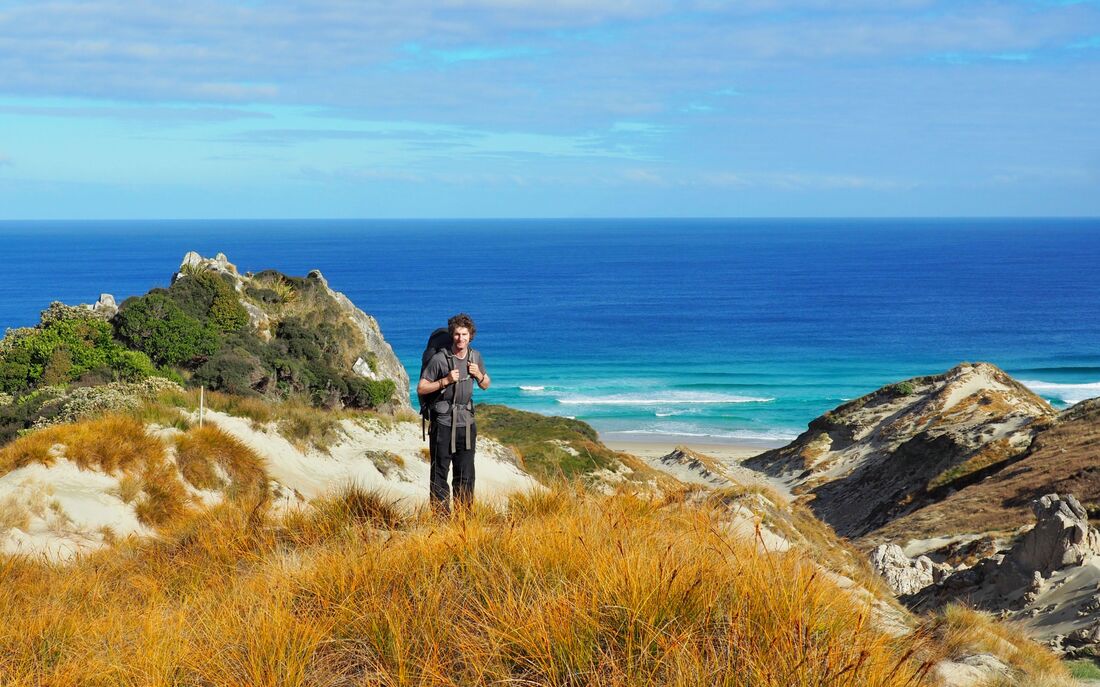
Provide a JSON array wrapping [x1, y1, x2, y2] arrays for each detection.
[[418, 327, 480, 442]]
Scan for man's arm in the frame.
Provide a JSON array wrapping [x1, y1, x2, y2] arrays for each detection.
[[416, 356, 460, 395], [469, 357, 491, 390]]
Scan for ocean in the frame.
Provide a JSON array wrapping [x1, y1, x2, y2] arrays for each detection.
[[3, 218, 1099, 446]]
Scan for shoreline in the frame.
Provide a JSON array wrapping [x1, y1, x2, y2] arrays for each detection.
[[602, 438, 781, 462]]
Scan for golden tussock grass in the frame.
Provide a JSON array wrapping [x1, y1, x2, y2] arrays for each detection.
[[175, 425, 267, 499], [0, 415, 161, 475], [0, 487, 941, 686], [922, 604, 1073, 687], [0, 414, 189, 527], [276, 400, 345, 452]]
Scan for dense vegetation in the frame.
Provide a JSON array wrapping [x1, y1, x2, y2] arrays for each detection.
[[0, 304, 157, 394], [476, 404, 658, 484], [0, 267, 395, 444]]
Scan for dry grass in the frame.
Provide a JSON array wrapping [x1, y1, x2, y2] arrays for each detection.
[[707, 484, 900, 604], [0, 488, 942, 686], [923, 604, 1074, 686], [276, 401, 345, 452], [128, 400, 193, 431], [163, 387, 276, 425], [0, 414, 189, 527], [156, 387, 350, 452], [0, 415, 162, 474], [175, 425, 267, 500]]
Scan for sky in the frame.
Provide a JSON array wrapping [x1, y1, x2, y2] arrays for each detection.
[[0, 0, 1098, 218]]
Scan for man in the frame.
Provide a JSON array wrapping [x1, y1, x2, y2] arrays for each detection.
[[417, 313, 490, 513]]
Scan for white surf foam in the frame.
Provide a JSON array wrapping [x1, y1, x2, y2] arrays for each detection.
[[557, 392, 773, 406], [1019, 379, 1100, 405], [603, 428, 798, 443], [519, 385, 546, 392]]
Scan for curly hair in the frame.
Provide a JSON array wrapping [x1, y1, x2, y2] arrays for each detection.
[[448, 312, 476, 338]]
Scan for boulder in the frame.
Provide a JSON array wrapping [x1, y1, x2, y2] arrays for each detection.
[[870, 544, 948, 596], [1001, 493, 1100, 578], [92, 294, 117, 318]]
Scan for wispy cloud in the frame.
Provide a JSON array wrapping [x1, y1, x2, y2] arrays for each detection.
[[0, 101, 270, 124], [926, 51, 1034, 64], [400, 42, 548, 65], [0, 0, 1096, 217]]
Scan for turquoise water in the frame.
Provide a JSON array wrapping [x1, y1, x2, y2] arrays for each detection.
[[3, 218, 1099, 446]]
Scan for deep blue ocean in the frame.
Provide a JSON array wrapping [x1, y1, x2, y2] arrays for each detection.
[[2, 219, 1098, 446]]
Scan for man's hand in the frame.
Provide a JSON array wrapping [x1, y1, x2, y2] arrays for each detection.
[[445, 369, 461, 386], [467, 362, 482, 381]]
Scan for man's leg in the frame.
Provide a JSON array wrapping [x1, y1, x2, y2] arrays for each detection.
[[429, 423, 454, 514], [451, 424, 477, 510]]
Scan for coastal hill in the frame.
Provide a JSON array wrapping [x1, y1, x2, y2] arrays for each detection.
[[746, 362, 1060, 542], [1, 251, 409, 431], [0, 255, 1087, 684]]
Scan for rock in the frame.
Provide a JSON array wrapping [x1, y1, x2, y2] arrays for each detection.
[[870, 544, 947, 595], [241, 301, 271, 340], [1002, 494, 1100, 578], [177, 250, 237, 278], [92, 294, 117, 318], [323, 284, 409, 407], [180, 251, 203, 269], [174, 252, 411, 409]]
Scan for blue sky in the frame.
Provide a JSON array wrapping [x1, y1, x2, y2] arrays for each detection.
[[0, 0, 1097, 218]]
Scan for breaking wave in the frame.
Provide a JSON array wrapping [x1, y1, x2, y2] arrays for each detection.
[[557, 392, 774, 406], [603, 428, 798, 443], [1019, 379, 1100, 405]]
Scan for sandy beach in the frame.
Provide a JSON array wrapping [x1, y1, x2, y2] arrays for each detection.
[[603, 439, 776, 462]]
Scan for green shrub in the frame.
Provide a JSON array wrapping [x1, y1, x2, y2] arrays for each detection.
[[0, 388, 64, 445], [0, 310, 157, 394], [111, 349, 159, 381], [192, 349, 266, 396], [244, 286, 282, 306], [114, 293, 219, 367], [208, 294, 249, 332], [892, 381, 915, 396], [345, 377, 396, 409], [165, 271, 249, 333], [166, 277, 217, 321]]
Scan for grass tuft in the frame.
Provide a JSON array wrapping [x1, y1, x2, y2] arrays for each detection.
[[924, 604, 1073, 686], [174, 425, 267, 499], [311, 484, 406, 531]]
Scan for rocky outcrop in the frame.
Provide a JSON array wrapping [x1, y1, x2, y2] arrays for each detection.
[[653, 446, 732, 487], [903, 494, 1100, 656], [747, 363, 1055, 539], [321, 274, 408, 390], [1003, 494, 1100, 578], [870, 543, 949, 596], [173, 252, 411, 409]]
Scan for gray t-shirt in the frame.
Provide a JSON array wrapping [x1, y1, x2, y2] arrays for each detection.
[[421, 349, 484, 427]]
